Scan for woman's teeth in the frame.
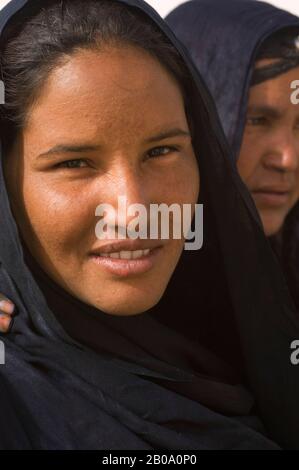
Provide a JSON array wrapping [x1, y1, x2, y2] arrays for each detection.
[[99, 249, 151, 260]]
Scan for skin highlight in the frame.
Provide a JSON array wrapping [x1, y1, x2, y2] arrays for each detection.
[[4, 45, 200, 317]]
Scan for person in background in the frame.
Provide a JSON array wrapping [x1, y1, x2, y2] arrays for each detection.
[[167, 0, 299, 311]]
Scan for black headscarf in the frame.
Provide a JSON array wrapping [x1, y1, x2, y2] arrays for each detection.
[[250, 27, 299, 86], [166, 0, 299, 160], [167, 0, 299, 315], [0, 0, 298, 450]]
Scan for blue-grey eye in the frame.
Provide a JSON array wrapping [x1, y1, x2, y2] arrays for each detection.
[[246, 116, 268, 126], [57, 159, 88, 169], [148, 146, 177, 158]]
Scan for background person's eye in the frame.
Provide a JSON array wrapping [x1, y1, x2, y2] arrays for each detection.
[[147, 146, 178, 159], [246, 116, 268, 126], [55, 159, 89, 169]]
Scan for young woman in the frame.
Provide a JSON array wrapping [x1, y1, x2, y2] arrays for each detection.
[[167, 0, 299, 312], [0, 0, 298, 450]]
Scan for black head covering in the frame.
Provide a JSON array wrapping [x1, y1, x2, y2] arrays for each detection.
[[251, 27, 299, 85], [166, 0, 299, 160], [0, 0, 299, 450]]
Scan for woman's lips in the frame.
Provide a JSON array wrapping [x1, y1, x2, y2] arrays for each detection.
[[251, 189, 291, 207], [89, 246, 163, 277]]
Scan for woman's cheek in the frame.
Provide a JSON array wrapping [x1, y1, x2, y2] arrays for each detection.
[[22, 176, 95, 257], [172, 158, 199, 204]]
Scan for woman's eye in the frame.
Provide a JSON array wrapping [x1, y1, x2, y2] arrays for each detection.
[[246, 116, 268, 126], [147, 146, 178, 158], [55, 159, 89, 169]]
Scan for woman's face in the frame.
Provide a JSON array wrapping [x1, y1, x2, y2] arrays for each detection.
[[238, 61, 299, 237], [4, 46, 199, 316]]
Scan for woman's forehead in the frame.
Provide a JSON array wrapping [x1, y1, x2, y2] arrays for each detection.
[[25, 47, 187, 137]]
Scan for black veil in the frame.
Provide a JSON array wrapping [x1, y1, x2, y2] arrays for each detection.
[[166, 0, 299, 159]]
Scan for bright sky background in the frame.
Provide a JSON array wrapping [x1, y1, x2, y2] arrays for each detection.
[[0, 0, 299, 17]]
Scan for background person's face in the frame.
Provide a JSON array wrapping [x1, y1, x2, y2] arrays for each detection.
[[238, 63, 299, 236], [4, 46, 200, 316]]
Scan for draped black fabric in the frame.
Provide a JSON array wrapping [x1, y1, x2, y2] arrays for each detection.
[[0, 0, 299, 450], [166, 0, 299, 160], [166, 0, 299, 314], [251, 28, 299, 85]]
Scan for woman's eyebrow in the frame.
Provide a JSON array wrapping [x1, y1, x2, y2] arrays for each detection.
[[37, 129, 191, 160], [145, 128, 191, 143], [37, 144, 102, 159], [247, 105, 282, 120]]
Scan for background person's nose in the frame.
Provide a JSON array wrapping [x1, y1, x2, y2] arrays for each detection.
[[263, 131, 299, 173]]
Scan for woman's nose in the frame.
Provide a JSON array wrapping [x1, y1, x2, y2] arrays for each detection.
[[99, 164, 151, 234], [263, 132, 299, 173], [110, 164, 149, 204]]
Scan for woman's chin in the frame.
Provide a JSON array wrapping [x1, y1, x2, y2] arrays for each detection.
[[86, 292, 164, 317], [261, 211, 286, 237]]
